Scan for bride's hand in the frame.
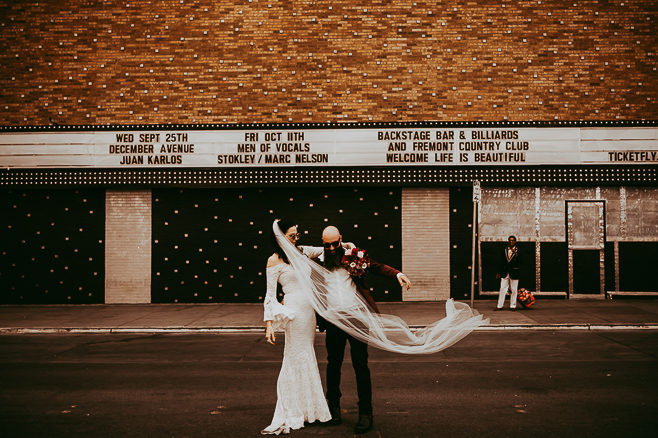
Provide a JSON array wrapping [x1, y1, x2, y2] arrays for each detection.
[[265, 320, 276, 345], [342, 242, 356, 250]]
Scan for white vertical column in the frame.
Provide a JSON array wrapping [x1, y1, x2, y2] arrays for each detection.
[[401, 188, 451, 301], [105, 190, 152, 303], [535, 187, 541, 293]]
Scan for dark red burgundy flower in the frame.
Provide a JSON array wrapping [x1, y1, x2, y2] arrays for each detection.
[[342, 248, 371, 277]]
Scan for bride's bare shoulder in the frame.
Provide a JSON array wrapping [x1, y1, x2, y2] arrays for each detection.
[[267, 253, 285, 268]]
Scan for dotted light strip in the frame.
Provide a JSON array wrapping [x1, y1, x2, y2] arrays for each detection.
[[0, 166, 657, 187]]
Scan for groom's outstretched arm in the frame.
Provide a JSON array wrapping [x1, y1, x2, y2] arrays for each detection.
[[368, 259, 412, 290]]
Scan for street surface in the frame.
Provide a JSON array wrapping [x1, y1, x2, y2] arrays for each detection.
[[1, 331, 656, 437]]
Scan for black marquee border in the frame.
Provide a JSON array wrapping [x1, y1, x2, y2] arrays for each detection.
[[0, 119, 656, 132], [1, 120, 657, 187]]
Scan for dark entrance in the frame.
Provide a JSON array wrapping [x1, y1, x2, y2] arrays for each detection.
[[566, 200, 606, 297]]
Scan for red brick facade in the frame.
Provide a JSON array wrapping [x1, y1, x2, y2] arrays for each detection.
[[0, 0, 656, 125]]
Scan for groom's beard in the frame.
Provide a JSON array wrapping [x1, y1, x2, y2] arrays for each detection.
[[324, 247, 345, 270]]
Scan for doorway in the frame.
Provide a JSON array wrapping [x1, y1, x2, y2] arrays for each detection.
[[566, 200, 606, 298]]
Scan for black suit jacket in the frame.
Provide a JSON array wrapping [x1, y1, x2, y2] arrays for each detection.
[[499, 245, 522, 280]]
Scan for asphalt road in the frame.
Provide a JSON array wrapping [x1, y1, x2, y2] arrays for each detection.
[[1, 331, 657, 438]]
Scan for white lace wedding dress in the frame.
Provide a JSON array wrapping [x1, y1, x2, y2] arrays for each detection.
[[261, 254, 331, 435]]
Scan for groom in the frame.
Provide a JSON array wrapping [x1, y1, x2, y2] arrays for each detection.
[[315, 225, 411, 434]]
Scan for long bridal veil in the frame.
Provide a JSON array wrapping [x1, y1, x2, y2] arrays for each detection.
[[273, 221, 489, 354]]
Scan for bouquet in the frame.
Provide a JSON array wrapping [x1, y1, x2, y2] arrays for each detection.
[[517, 288, 535, 308], [342, 248, 370, 277]]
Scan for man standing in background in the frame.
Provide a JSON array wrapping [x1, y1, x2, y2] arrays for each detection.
[[495, 235, 521, 310]]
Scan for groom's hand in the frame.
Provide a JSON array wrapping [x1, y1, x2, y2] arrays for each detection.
[[398, 273, 412, 290]]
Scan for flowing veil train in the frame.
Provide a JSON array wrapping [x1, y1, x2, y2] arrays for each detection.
[[273, 221, 489, 354]]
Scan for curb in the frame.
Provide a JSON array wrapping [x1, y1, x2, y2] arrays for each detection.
[[2, 324, 658, 334], [0, 327, 266, 334]]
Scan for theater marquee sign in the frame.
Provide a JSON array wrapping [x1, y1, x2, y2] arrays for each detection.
[[1, 126, 657, 168]]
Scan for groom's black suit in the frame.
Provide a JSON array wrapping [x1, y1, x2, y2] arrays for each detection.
[[315, 248, 400, 416]]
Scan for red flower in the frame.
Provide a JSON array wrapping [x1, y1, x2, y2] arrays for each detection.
[[342, 248, 371, 277]]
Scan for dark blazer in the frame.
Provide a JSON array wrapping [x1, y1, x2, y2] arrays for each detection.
[[499, 245, 522, 280], [352, 259, 401, 313], [314, 251, 400, 330]]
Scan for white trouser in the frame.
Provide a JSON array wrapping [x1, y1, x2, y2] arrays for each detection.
[[497, 274, 519, 309]]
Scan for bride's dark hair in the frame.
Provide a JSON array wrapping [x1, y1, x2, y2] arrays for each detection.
[[271, 219, 297, 264]]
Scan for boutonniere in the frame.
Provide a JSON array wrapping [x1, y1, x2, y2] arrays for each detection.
[[342, 248, 371, 277]]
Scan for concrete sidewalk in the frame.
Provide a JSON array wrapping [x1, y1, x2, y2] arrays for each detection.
[[2, 299, 658, 334]]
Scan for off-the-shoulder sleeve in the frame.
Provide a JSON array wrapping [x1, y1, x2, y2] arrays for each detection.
[[299, 245, 324, 259], [263, 265, 295, 330]]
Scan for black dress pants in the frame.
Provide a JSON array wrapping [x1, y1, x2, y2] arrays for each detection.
[[324, 321, 372, 415]]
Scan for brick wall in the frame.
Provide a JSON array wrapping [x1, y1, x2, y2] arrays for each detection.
[[0, 0, 655, 126], [401, 188, 451, 300], [105, 190, 151, 303]]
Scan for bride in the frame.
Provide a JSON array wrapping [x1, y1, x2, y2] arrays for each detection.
[[261, 219, 355, 435], [262, 220, 488, 434]]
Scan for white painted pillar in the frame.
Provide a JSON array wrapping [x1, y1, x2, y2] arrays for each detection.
[[105, 190, 151, 303], [401, 188, 451, 301]]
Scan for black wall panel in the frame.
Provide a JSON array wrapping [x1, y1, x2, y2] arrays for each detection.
[[619, 242, 658, 292], [481, 241, 536, 292], [480, 242, 498, 292], [604, 242, 616, 293], [540, 242, 569, 292], [572, 250, 601, 294], [0, 189, 105, 304], [151, 188, 402, 303], [449, 187, 476, 299]]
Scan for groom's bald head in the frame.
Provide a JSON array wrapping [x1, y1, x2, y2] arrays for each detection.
[[322, 226, 343, 267], [322, 226, 341, 243]]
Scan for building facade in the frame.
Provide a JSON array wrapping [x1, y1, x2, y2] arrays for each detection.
[[0, 1, 656, 304]]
